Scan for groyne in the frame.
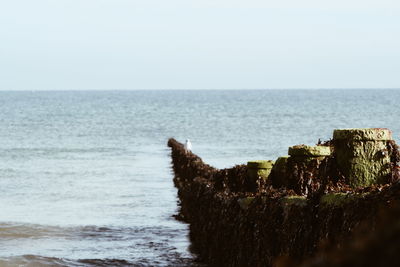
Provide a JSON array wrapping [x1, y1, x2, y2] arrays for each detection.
[[168, 128, 400, 267]]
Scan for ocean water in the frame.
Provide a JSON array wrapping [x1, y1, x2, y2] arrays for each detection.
[[0, 89, 399, 266]]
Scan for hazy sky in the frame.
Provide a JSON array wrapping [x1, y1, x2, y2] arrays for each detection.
[[0, 0, 399, 90]]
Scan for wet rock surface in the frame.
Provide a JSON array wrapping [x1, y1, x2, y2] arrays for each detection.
[[168, 132, 400, 267]]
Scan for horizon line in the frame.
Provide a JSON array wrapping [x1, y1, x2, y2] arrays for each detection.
[[0, 88, 399, 92]]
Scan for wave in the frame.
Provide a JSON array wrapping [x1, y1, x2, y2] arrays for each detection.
[[0, 255, 133, 267], [0, 223, 202, 267], [0, 254, 204, 267]]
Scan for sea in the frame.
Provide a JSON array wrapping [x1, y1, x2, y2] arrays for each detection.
[[0, 89, 399, 266]]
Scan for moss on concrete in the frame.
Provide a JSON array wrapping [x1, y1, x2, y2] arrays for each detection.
[[333, 128, 392, 141], [320, 193, 355, 206], [281, 195, 308, 207], [275, 156, 289, 168], [247, 160, 274, 181], [288, 145, 331, 157], [333, 129, 392, 188], [247, 160, 274, 169]]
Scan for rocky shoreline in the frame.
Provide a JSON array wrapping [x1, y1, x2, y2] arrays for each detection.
[[168, 128, 400, 267]]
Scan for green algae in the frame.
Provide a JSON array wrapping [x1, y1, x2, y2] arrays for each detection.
[[288, 145, 331, 157], [333, 128, 392, 141], [247, 160, 274, 181], [247, 160, 274, 169], [280, 195, 308, 207], [333, 128, 392, 188], [320, 193, 355, 206]]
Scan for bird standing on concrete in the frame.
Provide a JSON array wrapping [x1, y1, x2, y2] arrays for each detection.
[[184, 139, 192, 153]]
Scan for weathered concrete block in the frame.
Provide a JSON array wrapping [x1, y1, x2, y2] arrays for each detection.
[[333, 128, 392, 188], [274, 156, 290, 170], [281, 195, 308, 207], [247, 160, 274, 181], [282, 145, 331, 194], [288, 145, 331, 157], [333, 128, 392, 141], [320, 193, 354, 206], [270, 156, 290, 188]]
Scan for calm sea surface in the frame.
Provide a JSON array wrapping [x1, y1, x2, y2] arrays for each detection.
[[0, 89, 399, 266]]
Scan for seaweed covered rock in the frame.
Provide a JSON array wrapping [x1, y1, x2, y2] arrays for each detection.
[[168, 129, 400, 267], [295, 197, 400, 267], [269, 145, 332, 195]]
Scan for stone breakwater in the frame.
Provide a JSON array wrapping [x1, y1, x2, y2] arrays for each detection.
[[168, 128, 400, 267]]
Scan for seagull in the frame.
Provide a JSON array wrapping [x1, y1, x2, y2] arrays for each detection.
[[184, 139, 192, 153]]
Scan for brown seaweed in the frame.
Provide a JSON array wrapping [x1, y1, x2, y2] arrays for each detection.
[[168, 137, 400, 267]]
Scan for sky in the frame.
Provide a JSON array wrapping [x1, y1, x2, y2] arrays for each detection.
[[0, 0, 399, 90]]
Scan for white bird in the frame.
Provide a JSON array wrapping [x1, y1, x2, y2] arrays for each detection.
[[184, 139, 192, 153]]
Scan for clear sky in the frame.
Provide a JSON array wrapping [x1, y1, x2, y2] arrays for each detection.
[[0, 0, 399, 90]]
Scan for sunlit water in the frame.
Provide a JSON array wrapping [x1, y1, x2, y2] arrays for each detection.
[[0, 90, 399, 266]]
